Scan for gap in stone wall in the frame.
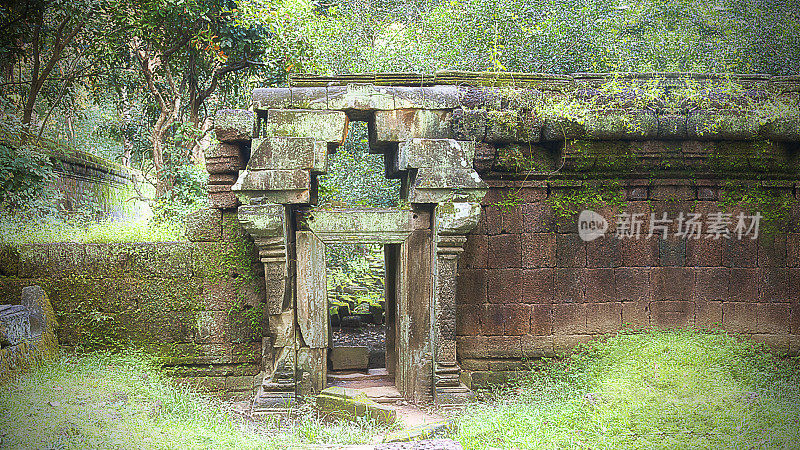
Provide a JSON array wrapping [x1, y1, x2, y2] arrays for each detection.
[[327, 243, 387, 373], [316, 121, 401, 208]]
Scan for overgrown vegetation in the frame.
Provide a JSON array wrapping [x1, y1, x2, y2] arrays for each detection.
[[301, 0, 800, 75], [455, 330, 800, 449], [3, 331, 798, 449], [318, 121, 400, 208], [0, 352, 391, 449]]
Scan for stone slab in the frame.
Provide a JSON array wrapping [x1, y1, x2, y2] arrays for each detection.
[[315, 386, 396, 424], [373, 109, 452, 143], [265, 109, 348, 144], [232, 169, 312, 204], [248, 137, 318, 171], [330, 346, 370, 371]]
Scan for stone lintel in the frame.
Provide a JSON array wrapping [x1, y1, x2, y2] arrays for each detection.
[[265, 109, 349, 144], [298, 208, 419, 244], [327, 83, 395, 111], [232, 169, 313, 204]]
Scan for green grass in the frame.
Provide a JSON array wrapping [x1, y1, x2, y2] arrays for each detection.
[[0, 352, 390, 449], [2, 331, 798, 449], [454, 329, 800, 449], [0, 219, 185, 244]]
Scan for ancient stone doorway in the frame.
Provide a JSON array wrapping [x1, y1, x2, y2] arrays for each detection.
[[232, 84, 489, 411], [294, 207, 432, 403]]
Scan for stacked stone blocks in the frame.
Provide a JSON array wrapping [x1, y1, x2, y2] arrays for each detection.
[[0, 210, 266, 398]]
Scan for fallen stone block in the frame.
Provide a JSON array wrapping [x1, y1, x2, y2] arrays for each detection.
[[382, 420, 456, 443], [339, 315, 363, 329], [330, 346, 369, 370], [315, 386, 396, 424]]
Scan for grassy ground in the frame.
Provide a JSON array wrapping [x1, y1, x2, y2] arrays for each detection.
[[454, 330, 800, 449], [1, 330, 798, 449], [0, 352, 391, 449]]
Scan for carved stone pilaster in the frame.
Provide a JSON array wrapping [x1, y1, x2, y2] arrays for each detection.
[[433, 202, 483, 407], [237, 203, 289, 314], [237, 203, 296, 411]]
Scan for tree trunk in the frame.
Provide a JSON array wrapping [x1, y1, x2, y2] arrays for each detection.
[[117, 86, 133, 167]]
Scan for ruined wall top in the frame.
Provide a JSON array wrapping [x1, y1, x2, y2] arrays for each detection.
[[288, 71, 800, 89], [243, 71, 800, 145]]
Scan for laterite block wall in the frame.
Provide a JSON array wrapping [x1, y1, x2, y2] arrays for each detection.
[[457, 172, 800, 387], [0, 210, 266, 398]]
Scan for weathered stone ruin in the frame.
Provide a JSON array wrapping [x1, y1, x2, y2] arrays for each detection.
[[216, 71, 800, 409], [0, 285, 59, 379], [2, 71, 798, 409]]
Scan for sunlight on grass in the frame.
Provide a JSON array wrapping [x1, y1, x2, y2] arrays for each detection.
[[0, 352, 389, 449], [454, 330, 800, 450], [0, 219, 185, 244]]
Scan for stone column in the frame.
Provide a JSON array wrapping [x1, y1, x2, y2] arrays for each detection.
[[433, 202, 483, 407]]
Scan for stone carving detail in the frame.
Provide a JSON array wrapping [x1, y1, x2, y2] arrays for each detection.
[[237, 203, 296, 409], [433, 203, 482, 406]]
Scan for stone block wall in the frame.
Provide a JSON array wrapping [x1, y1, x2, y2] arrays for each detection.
[[46, 145, 153, 220], [457, 176, 800, 386], [239, 72, 800, 393], [0, 210, 266, 398]]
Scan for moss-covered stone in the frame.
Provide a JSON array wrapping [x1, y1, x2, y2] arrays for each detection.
[[129, 243, 193, 279], [18, 244, 86, 279], [83, 244, 135, 278], [191, 242, 261, 281], [183, 208, 222, 242]]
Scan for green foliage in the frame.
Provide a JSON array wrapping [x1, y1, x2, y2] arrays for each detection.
[[0, 142, 56, 210], [717, 181, 793, 237], [302, 0, 800, 75], [150, 164, 210, 226], [317, 122, 400, 208], [455, 330, 800, 449], [548, 180, 627, 220]]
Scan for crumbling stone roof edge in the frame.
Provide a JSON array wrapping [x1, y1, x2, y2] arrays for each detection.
[[289, 70, 800, 88]]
